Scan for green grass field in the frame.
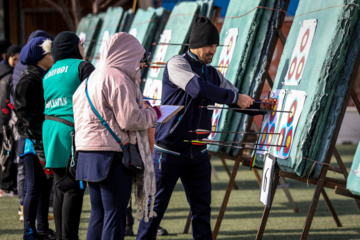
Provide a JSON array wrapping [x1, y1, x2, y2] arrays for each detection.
[[1, 144, 359, 239]]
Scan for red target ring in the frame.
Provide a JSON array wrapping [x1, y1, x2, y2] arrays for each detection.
[[300, 29, 310, 52], [210, 114, 220, 139], [266, 125, 275, 150], [259, 125, 268, 149], [283, 128, 293, 155], [287, 100, 297, 126], [287, 56, 297, 80], [224, 59, 230, 76], [276, 127, 286, 153], [295, 56, 305, 80]]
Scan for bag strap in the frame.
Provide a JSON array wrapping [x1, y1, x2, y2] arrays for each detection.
[[85, 78, 123, 146], [45, 115, 74, 128]]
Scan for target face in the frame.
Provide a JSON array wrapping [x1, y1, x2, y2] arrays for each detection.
[[218, 60, 224, 74], [210, 111, 221, 139], [272, 90, 306, 159], [295, 56, 305, 80], [300, 28, 310, 52], [265, 125, 275, 150], [283, 127, 293, 155], [150, 30, 171, 78], [284, 19, 317, 85], [287, 100, 297, 126], [259, 124, 269, 149], [276, 127, 286, 153], [287, 56, 297, 80], [226, 36, 233, 55]]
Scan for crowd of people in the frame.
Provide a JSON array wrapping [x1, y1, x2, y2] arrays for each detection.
[[0, 16, 273, 240]]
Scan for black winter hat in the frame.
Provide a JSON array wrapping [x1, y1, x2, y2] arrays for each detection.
[[51, 31, 83, 62], [189, 17, 219, 49]]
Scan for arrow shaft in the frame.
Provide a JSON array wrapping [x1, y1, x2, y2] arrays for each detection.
[[200, 106, 291, 113], [189, 130, 280, 135]]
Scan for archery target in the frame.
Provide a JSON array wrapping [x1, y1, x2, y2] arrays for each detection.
[[210, 28, 239, 139], [259, 124, 269, 149], [209, 106, 221, 140], [272, 90, 306, 159], [256, 89, 286, 155], [150, 30, 172, 78], [143, 78, 162, 106], [283, 127, 293, 156], [284, 19, 317, 86]]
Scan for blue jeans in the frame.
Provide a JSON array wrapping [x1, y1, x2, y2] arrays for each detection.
[[86, 152, 132, 240], [22, 154, 53, 235], [137, 150, 212, 240]]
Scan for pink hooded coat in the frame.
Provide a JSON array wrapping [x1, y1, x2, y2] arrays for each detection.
[[73, 32, 158, 221]]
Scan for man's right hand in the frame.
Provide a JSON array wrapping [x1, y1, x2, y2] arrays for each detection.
[[236, 94, 255, 109]]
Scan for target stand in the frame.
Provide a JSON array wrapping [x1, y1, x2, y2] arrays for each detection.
[[254, 30, 360, 240]]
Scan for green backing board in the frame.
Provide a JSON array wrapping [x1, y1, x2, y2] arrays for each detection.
[[254, 0, 360, 178], [76, 13, 102, 60], [90, 6, 124, 66], [207, 0, 268, 152]]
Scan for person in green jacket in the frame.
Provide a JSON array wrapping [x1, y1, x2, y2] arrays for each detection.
[[42, 31, 94, 240]]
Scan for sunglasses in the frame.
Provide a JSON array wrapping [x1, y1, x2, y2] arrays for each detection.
[[140, 51, 151, 63]]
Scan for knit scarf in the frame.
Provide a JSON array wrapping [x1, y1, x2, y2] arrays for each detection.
[[133, 84, 157, 222]]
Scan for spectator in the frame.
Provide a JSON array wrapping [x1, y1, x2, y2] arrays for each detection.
[[14, 36, 56, 240], [14, 30, 55, 223], [73, 32, 161, 240], [0, 45, 21, 197], [42, 31, 94, 240]]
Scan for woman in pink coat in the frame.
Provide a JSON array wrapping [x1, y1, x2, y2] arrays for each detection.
[[72, 32, 161, 240]]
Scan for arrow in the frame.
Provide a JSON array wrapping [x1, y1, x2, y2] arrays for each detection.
[[153, 42, 229, 47], [192, 138, 287, 148], [188, 129, 280, 135], [143, 97, 161, 100], [200, 105, 292, 113], [184, 140, 257, 150]]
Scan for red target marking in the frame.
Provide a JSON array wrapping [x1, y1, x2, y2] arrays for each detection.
[[226, 37, 233, 55], [153, 88, 158, 105], [295, 56, 305, 80], [276, 127, 286, 152], [287, 56, 297, 80], [300, 29, 310, 52], [266, 125, 275, 150], [283, 128, 293, 155], [259, 125, 268, 148], [287, 100, 297, 125]]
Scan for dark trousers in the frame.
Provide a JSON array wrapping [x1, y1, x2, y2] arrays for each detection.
[[137, 150, 212, 240], [22, 154, 53, 235], [86, 153, 132, 240], [53, 167, 85, 240]]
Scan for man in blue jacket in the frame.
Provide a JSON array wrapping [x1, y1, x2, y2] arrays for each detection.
[[137, 17, 272, 240]]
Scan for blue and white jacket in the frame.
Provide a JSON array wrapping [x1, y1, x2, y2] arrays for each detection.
[[154, 50, 262, 158]]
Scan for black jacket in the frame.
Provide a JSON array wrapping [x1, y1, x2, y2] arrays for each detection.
[[14, 65, 45, 141], [0, 62, 14, 131]]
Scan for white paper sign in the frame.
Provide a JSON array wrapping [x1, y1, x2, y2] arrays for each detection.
[[260, 154, 276, 207]]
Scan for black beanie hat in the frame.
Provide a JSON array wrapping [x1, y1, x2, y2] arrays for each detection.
[[189, 17, 219, 49], [51, 31, 83, 62]]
